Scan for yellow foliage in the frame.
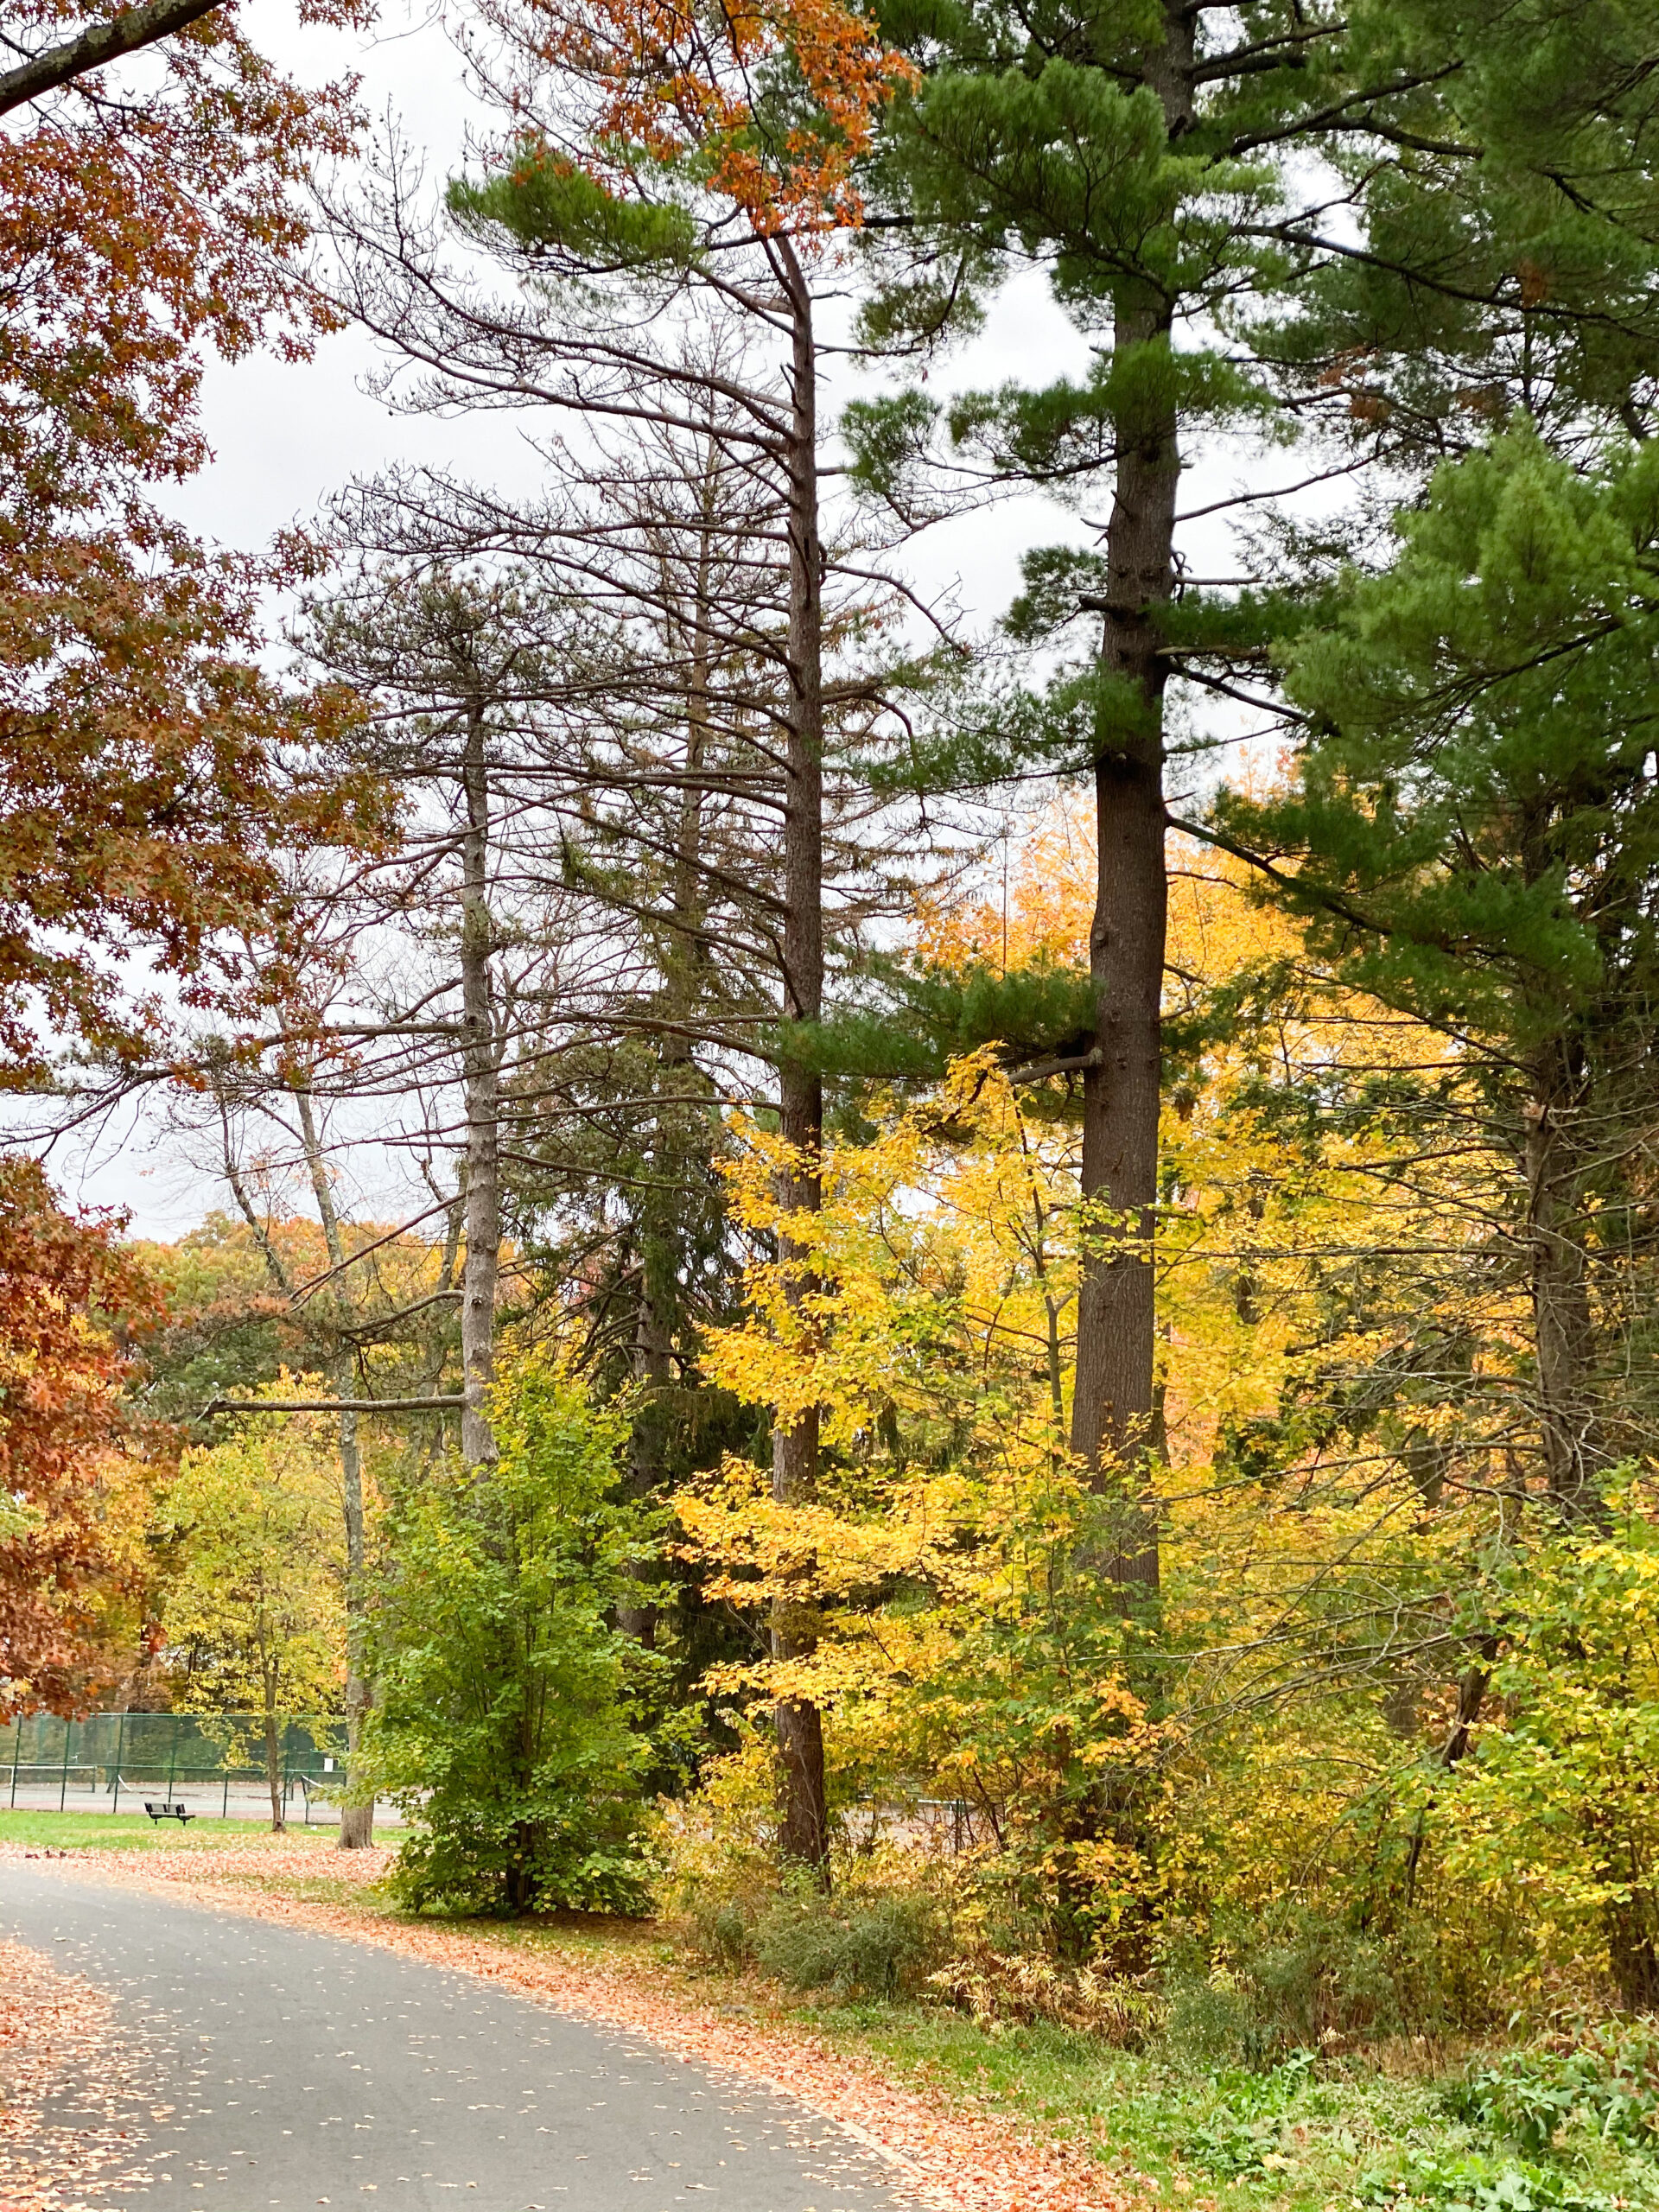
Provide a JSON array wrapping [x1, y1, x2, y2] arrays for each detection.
[[681, 794, 1527, 1959]]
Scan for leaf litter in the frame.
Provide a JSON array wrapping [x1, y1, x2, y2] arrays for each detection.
[[0, 1935, 167, 2212]]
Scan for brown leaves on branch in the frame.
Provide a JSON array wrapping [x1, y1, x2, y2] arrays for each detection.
[[0, 522, 387, 1085], [0, 1160, 161, 1719], [0, 0, 393, 1085]]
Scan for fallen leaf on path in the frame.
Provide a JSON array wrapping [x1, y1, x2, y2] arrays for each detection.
[[0, 1936, 161, 2212]]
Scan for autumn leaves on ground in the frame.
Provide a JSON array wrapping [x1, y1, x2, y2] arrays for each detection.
[[0, 1823, 1140, 2212]]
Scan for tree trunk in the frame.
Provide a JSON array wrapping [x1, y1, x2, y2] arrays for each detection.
[[1402, 1649, 1493, 1906], [294, 1088, 377, 1848], [1067, 6, 1191, 1603], [770, 240, 830, 1881], [1069, 302, 1179, 1580], [460, 696, 501, 1470], [263, 1666, 284, 1834], [1525, 1047, 1608, 1521], [618, 482, 721, 1646], [1065, 0, 1195, 1587], [335, 1383, 375, 1849], [617, 1285, 671, 1646]]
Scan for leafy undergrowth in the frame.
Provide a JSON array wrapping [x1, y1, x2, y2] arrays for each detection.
[[781, 2003, 1659, 2212], [10, 1826, 1659, 2212]]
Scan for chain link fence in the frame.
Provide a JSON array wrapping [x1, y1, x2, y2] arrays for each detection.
[[0, 1710, 400, 1826]]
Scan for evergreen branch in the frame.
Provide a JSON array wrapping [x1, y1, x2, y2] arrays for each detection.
[[1192, 20, 1344, 85], [1221, 66, 1468, 160], [1166, 811, 1396, 940]]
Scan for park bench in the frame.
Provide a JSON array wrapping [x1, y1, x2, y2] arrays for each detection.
[[143, 1800, 194, 1824]]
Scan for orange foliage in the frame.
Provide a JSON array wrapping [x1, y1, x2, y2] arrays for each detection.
[[0, 1161, 160, 1718], [0, 0, 391, 1081], [493, 0, 917, 232]]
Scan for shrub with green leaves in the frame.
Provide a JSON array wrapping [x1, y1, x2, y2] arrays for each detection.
[[1161, 1908, 1420, 2067], [752, 1887, 941, 2001], [367, 1354, 658, 1915], [1447, 2034, 1659, 2158], [1181, 2050, 1329, 2175], [1358, 2152, 1624, 2212]]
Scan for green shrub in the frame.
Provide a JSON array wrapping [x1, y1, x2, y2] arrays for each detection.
[[1162, 1962, 1262, 2066], [366, 1356, 658, 1916], [690, 1897, 758, 1971], [1162, 1908, 1421, 2066], [1357, 2152, 1624, 2212], [1446, 2031, 1659, 2157], [1182, 2049, 1329, 2174], [753, 1887, 940, 2000]]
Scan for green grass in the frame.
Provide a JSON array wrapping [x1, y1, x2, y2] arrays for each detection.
[[0, 1808, 289, 1849], [0, 1806, 404, 1907]]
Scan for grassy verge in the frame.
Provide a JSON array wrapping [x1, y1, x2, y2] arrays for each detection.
[[7, 1815, 1656, 2212], [771, 2004, 1659, 2212], [415, 1921, 1659, 2212], [0, 1808, 283, 1849], [0, 1808, 395, 1904]]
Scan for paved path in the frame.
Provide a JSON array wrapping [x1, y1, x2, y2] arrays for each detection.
[[0, 1866, 907, 2212]]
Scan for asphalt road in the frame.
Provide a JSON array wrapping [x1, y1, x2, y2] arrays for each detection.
[[0, 1866, 909, 2212]]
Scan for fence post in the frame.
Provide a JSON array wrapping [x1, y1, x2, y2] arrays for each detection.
[[8, 1720, 17, 1808], [111, 1710, 126, 1814], [222, 1764, 230, 1821], [59, 1718, 71, 1812], [166, 1714, 178, 1798]]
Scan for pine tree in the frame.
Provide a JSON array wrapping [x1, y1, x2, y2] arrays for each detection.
[[850, 0, 1659, 1601], [1217, 424, 1659, 1518], [327, 0, 926, 1867]]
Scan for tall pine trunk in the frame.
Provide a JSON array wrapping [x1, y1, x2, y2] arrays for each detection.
[[294, 1088, 375, 1849], [1067, 0, 1191, 1596], [617, 1289, 671, 1645], [619, 443, 721, 1646], [460, 696, 500, 1471], [1069, 298, 1179, 1575], [1526, 1042, 1608, 1520], [771, 239, 830, 1879]]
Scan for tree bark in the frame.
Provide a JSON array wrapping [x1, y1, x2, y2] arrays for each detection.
[[617, 1285, 671, 1646], [0, 0, 221, 118], [262, 1659, 285, 1833], [334, 1368, 375, 1847], [1069, 321, 1179, 1571], [1067, 0, 1192, 1600], [294, 1088, 377, 1848], [770, 239, 831, 1880], [1525, 1047, 1609, 1522], [459, 696, 501, 1470], [619, 454, 721, 1647], [1402, 1647, 1493, 1906]]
